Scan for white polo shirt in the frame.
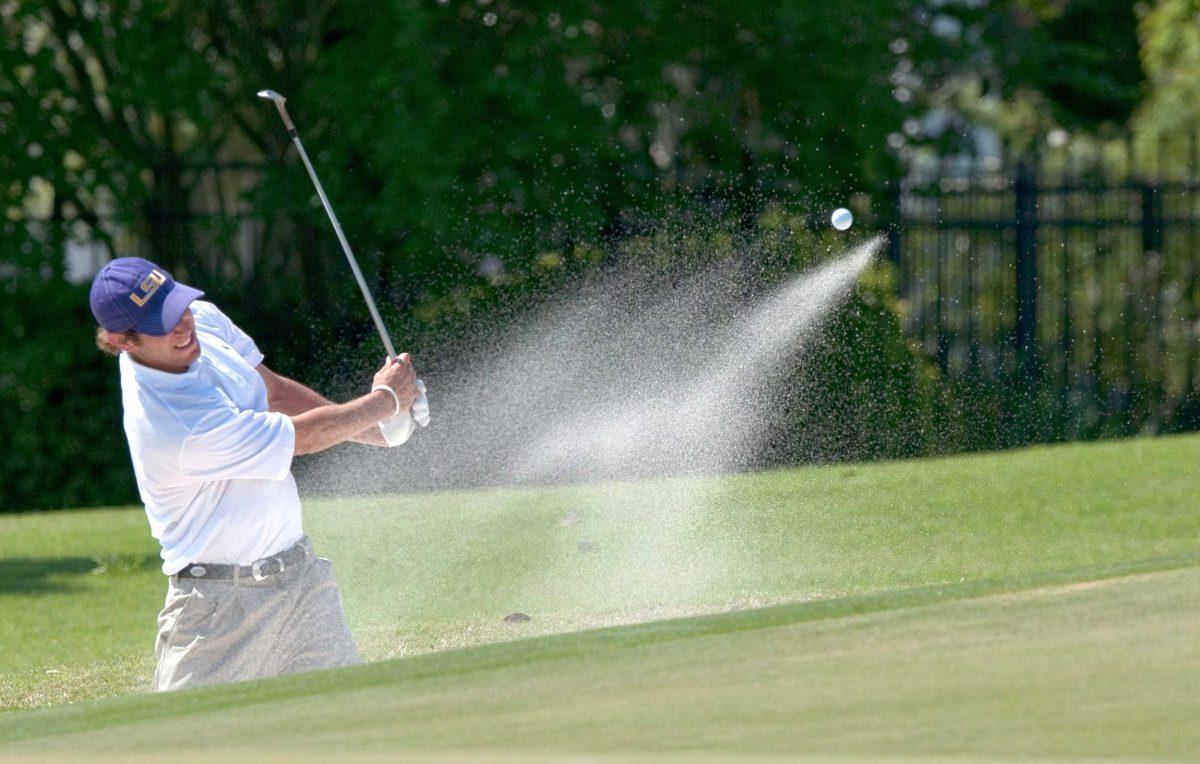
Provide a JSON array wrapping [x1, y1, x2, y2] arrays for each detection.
[[119, 300, 302, 575]]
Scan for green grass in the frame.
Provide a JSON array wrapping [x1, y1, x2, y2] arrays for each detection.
[[2, 565, 1198, 758], [2, 434, 1200, 757]]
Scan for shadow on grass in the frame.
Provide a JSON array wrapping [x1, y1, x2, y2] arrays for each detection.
[[0, 554, 160, 595]]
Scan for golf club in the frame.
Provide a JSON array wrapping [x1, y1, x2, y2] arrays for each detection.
[[257, 88, 398, 359], [258, 88, 428, 430]]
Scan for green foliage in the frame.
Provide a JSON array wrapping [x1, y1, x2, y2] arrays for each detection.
[[0, 268, 134, 510], [0, 0, 913, 300], [287, 0, 910, 320], [0, 0, 231, 271], [1135, 0, 1200, 141], [1005, 0, 1144, 131], [782, 260, 949, 461], [1, 0, 921, 510], [909, 0, 1144, 154], [0, 0, 1167, 511]]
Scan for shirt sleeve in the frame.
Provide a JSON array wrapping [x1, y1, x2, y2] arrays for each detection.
[[179, 407, 295, 482], [190, 300, 265, 367]]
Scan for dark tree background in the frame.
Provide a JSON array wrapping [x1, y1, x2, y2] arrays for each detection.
[[0, 0, 1161, 511]]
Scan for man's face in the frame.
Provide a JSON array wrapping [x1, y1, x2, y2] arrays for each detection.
[[110, 308, 200, 373]]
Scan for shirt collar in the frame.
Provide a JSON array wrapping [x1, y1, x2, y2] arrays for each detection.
[[119, 350, 203, 389]]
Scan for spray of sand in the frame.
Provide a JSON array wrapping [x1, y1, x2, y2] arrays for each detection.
[[511, 237, 880, 481], [303, 236, 882, 651], [499, 237, 880, 622]]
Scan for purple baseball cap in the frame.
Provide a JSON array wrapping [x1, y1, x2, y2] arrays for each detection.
[[89, 257, 205, 335]]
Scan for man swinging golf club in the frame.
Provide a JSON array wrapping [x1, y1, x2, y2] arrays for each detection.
[[91, 256, 426, 690]]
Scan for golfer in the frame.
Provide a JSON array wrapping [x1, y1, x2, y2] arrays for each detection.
[[89, 256, 422, 691]]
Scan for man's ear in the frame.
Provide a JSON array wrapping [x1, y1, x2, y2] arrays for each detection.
[[106, 330, 140, 352]]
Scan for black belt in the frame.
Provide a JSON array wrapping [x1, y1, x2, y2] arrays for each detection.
[[175, 536, 312, 581]]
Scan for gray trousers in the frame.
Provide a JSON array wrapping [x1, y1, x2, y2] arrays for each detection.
[[154, 540, 362, 691]]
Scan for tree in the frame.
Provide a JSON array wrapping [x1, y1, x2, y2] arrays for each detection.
[[901, 0, 1144, 156], [1, 0, 918, 510], [1135, 0, 1200, 143]]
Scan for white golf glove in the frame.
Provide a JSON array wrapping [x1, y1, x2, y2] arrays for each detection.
[[411, 379, 430, 427], [378, 379, 430, 447]]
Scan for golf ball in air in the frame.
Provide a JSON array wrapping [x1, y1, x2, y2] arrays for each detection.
[[831, 208, 853, 231]]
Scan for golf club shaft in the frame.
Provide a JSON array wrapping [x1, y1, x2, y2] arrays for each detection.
[[265, 96, 398, 360]]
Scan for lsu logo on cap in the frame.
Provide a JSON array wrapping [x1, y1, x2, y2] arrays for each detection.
[[129, 269, 166, 307]]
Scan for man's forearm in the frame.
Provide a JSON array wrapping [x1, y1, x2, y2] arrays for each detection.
[[267, 375, 330, 416], [265, 370, 386, 446], [291, 390, 395, 455]]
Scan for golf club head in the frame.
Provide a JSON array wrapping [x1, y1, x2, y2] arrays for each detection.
[[257, 89, 296, 132]]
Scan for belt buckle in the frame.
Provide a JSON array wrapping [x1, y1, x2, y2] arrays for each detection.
[[251, 556, 283, 581]]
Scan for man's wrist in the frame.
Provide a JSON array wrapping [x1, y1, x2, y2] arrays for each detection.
[[370, 384, 401, 417]]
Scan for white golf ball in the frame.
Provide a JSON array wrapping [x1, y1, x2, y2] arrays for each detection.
[[831, 208, 853, 231]]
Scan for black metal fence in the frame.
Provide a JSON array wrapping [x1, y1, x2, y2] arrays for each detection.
[[885, 145, 1200, 439], [39, 149, 1200, 444]]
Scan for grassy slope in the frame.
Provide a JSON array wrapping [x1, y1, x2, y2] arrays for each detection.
[[0, 435, 1198, 749], [1, 565, 1197, 758], [316, 432, 1200, 652], [0, 509, 163, 708]]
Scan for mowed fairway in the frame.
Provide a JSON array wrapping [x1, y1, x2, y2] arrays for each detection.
[[2, 567, 1197, 759], [2, 434, 1200, 757]]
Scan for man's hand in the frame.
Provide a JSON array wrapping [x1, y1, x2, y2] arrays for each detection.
[[375, 358, 429, 447], [372, 353, 420, 411], [261, 355, 425, 455], [378, 410, 417, 447]]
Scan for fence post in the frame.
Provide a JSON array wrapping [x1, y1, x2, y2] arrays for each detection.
[[1141, 181, 1164, 422], [1141, 183, 1163, 255], [885, 181, 903, 264], [1014, 160, 1039, 387]]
